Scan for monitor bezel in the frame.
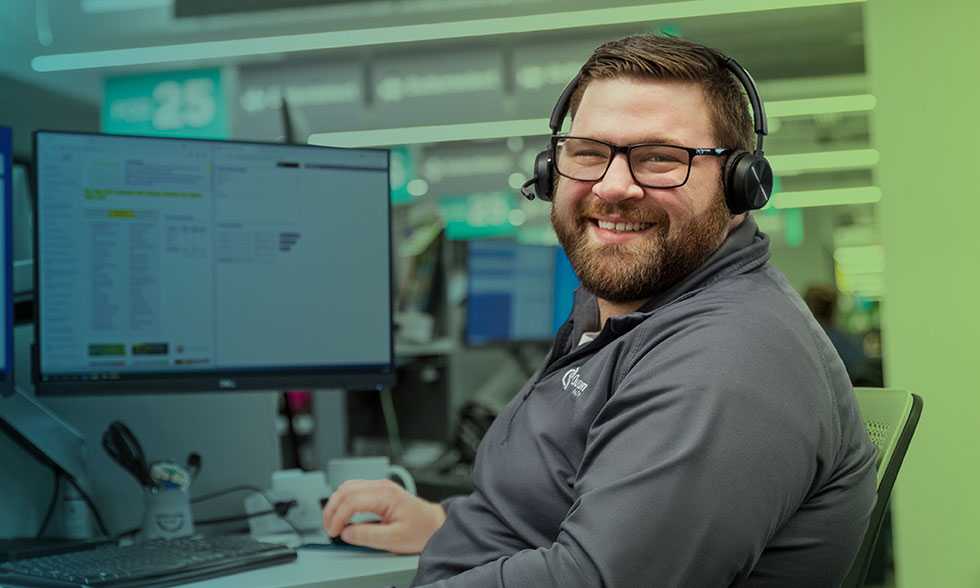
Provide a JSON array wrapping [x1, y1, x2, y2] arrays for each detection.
[[32, 130, 395, 396], [0, 126, 14, 395]]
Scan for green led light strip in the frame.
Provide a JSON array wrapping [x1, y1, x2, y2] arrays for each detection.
[[768, 149, 879, 175], [309, 98, 877, 148], [772, 186, 882, 209]]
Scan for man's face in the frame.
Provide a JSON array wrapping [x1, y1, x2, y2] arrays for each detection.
[[550, 77, 734, 303]]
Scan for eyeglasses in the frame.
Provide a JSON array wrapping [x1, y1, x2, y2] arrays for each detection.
[[552, 136, 731, 189]]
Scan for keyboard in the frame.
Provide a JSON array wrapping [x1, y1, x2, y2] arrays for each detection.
[[0, 539, 114, 564], [0, 535, 296, 587]]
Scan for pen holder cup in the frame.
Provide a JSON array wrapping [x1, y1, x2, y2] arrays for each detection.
[[140, 486, 195, 541]]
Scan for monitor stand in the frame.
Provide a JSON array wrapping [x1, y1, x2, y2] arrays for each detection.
[[0, 385, 90, 495]]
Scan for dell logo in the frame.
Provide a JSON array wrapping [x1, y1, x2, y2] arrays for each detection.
[[218, 379, 237, 389]]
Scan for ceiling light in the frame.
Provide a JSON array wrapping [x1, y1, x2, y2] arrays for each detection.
[[81, 0, 171, 13], [308, 99, 876, 148], [406, 178, 430, 197], [768, 149, 879, 175], [34, 0, 863, 72], [772, 186, 882, 209], [311, 119, 542, 148], [766, 95, 876, 118]]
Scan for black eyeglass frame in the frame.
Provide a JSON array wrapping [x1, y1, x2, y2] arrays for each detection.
[[551, 135, 732, 189]]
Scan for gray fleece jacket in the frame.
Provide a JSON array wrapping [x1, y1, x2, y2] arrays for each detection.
[[413, 217, 877, 587]]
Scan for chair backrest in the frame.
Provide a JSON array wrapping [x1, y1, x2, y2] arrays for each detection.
[[842, 387, 923, 588]]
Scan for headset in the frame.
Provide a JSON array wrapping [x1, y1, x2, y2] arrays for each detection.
[[520, 53, 773, 215]]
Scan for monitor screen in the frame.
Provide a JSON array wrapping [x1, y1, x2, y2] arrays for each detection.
[[465, 240, 578, 346], [0, 127, 12, 392], [34, 131, 393, 395]]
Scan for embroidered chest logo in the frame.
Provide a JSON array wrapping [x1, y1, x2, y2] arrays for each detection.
[[562, 367, 589, 398]]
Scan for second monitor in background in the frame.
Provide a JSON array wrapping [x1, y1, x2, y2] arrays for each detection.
[[33, 131, 394, 395], [465, 240, 578, 346]]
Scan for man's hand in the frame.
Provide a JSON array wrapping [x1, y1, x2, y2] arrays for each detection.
[[322, 479, 446, 555]]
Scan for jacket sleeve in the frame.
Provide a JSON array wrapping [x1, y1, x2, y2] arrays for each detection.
[[439, 496, 460, 516], [415, 324, 823, 588]]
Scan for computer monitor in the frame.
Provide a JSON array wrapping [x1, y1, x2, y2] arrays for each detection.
[[0, 126, 13, 394], [465, 240, 579, 346], [33, 131, 394, 395]]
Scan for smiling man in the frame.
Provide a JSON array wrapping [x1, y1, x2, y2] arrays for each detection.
[[550, 76, 738, 324], [324, 35, 877, 587]]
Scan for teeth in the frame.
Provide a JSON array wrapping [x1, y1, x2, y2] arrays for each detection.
[[597, 220, 652, 232]]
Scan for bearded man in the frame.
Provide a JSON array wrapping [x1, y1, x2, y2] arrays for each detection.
[[324, 34, 876, 588]]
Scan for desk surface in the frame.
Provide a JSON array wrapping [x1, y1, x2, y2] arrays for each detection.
[[181, 547, 419, 588]]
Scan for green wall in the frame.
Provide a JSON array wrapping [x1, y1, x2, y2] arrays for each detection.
[[866, 1, 980, 585]]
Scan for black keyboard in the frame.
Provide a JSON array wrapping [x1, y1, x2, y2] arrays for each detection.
[[0, 535, 296, 588]]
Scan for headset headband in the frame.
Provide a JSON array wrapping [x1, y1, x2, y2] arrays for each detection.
[[523, 48, 773, 211], [547, 54, 768, 154]]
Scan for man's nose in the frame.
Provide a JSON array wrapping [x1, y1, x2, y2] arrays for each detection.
[[592, 153, 644, 203]]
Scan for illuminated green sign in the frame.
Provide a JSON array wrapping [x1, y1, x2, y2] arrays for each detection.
[[438, 191, 519, 239], [103, 68, 229, 139]]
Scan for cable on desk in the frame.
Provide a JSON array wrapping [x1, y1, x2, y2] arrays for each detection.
[[115, 526, 141, 540], [36, 470, 61, 538], [115, 487, 303, 539], [195, 503, 293, 527], [191, 486, 303, 538], [190, 485, 266, 504], [7, 415, 110, 539]]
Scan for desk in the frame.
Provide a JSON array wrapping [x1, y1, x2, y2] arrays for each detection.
[[182, 548, 419, 588]]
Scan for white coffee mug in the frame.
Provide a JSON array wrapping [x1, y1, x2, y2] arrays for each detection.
[[327, 456, 416, 496]]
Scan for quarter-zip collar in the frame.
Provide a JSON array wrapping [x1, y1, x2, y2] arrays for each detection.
[[546, 216, 770, 372]]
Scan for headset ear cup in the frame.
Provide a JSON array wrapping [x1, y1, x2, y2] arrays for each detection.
[[748, 156, 774, 210], [723, 151, 747, 214], [725, 151, 773, 214], [533, 150, 555, 202]]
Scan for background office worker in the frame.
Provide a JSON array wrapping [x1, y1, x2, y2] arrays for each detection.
[[324, 34, 877, 586]]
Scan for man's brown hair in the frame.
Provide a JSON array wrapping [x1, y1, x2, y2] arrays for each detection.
[[568, 35, 756, 152]]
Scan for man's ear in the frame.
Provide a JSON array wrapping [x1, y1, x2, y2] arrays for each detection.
[[728, 212, 747, 231]]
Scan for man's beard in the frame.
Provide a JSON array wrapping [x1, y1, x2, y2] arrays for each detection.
[[551, 189, 732, 303]]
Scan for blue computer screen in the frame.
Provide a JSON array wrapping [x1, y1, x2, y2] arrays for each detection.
[[0, 127, 12, 389], [466, 240, 578, 345], [34, 131, 393, 394]]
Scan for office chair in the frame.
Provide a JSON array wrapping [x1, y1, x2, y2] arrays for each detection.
[[842, 388, 923, 588]]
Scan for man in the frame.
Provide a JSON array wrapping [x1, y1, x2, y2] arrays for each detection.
[[324, 35, 877, 587], [804, 283, 870, 382]]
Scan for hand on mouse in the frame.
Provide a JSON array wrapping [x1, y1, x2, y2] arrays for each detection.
[[322, 479, 446, 555]]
